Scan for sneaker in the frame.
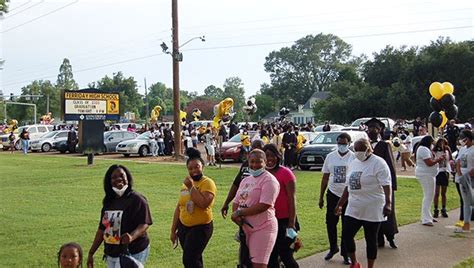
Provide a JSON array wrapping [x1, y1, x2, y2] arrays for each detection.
[[441, 209, 448, 218], [454, 228, 471, 233], [433, 209, 439, 218], [455, 221, 464, 227]]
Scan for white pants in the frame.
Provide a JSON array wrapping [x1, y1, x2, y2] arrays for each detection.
[[417, 174, 436, 224]]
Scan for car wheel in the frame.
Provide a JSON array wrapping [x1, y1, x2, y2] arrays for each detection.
[[59, 150, 66, 154], [123, 154, 130, 157], [14, 140, 21, 150], [139, 146, 149, 157], [299, 165, 310, 171], [31, 150, 38, 153], [41, 143, 52, 152]]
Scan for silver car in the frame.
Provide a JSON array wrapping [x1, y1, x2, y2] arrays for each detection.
[[30, 130, 69, 152], [103, 130, 138, 152], [116, 132, 153, 157]]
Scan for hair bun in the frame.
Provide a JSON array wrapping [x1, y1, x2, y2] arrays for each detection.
[[186, 147, 201, 159]]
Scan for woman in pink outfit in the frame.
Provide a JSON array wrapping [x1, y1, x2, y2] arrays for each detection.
[[232, 149, 280, 268]]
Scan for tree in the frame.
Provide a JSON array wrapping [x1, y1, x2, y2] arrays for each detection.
[[56, 58, 79, 91], [144, 82, 172, 116], [253, 93, 274, 121], [184, 97, 218, 121], [222, 77, 246, 121], [0, 0, 9, 14], [91, 72, 143, 119], [203, 85, 224, 100], [264, 33, 353, 109]]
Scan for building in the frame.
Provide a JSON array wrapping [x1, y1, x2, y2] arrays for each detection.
[[289, 91, 329, 124]]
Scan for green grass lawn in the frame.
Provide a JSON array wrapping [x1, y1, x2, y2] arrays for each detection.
[[0, 153, 460, 267]]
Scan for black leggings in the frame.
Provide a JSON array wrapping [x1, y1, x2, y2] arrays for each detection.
[[455, 183, 464, 221], [177, 221, 213, 268], [268, 218, 299, 268], [342, 216, 381, 260]]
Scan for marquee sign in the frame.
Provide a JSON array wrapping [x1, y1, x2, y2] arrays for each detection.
[[63, 90, 120, 121]]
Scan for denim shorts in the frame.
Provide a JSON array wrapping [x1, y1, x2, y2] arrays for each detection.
[[106, 245, 150, 268]]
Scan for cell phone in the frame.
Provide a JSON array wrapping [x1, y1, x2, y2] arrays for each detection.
[[173, 239, 179, 249]]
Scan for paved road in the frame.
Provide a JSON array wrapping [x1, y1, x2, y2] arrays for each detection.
[[297, 208, 473, 268]]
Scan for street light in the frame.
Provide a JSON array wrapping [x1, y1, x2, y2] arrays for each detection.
[[161, 36, 205, 62]]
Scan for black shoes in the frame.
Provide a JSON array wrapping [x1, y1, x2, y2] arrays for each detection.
[[388, 239, 398, 249], [343, 256, 351, 265], [441, 208, 448, 218], [433, 209, 439, 218], [324, 249, 339, 261]]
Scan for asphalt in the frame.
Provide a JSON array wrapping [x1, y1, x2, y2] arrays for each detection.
[[297, 208, 473, 268]]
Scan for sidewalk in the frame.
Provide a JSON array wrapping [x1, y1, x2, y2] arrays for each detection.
[[297, 208, 473, 268]]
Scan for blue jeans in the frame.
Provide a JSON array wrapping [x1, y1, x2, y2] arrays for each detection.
[[158, 142, 165, 155], [22, 139, 29, 154], [105, 245, 150, 267]]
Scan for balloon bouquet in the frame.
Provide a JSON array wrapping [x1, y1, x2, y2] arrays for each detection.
[[212, 97, 235, 129], [242, 97, 257, 122], [428, 82, 458, 130], [279, 107, 290, 122], [180, 110, 187, 126], [150, 105, 162, 123], [192, 108, 202, 122], [40, 112, 54, 125]]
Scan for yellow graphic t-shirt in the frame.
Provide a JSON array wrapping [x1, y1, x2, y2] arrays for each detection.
[[178, 176, 217, 227], [241, 134, 251, 147]]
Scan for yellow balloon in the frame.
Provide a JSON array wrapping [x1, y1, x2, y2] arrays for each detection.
[[439, 111, 448, 128], [429, 82, 444, 100], [180, 110, 187, 125], [442, 82, 454, 95]]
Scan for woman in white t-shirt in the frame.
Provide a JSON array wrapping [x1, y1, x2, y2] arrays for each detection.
[[319, 133, 354, 264], [415, 135, 445, 226], [455, 130, 474, 233], [335, 138, 392, 268]]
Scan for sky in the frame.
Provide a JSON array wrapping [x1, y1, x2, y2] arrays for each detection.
[[0, 0, 472, 99]]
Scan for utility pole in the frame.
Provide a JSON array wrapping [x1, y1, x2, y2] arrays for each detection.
[[172, 0, 181, 159], [144, 77, 149, 124]]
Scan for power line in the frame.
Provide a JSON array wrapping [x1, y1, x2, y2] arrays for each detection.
[[4, 0, 43, 19], [1, 0, 79, 33], [3, 25, 471, 88], [7, 0, 33, 12]]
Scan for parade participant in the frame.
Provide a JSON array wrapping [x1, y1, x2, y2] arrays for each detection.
[[232, 149, 280, 268], [445, 120, 460, 153], [365, 118, 398, 248], [8, 131, 15, 154], [221, 140, 265, 218], [58, 242, 83, 268], [241, 130, 251, 159], [322, 122, 331, 132], [319, 133, 354, 265], [433, 138, 452, 218], [415, 136, 444, 226], [400, 130, 415, 171], [87, 165, 153, 268], [282, 126, 297, 169], [170, 148, 216, 268], [204, 129, 216, 166], [454, 130, 473, 233], [264, 144, 299, 268], [336, 138, 392, 268], [19, 127, 30, 154]]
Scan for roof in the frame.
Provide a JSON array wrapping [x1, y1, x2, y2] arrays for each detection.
[[261, 111, 280, 120], [302, 91, 330, 109]]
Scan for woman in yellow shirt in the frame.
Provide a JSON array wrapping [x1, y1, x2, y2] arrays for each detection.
[[170, 148, 217, 268]]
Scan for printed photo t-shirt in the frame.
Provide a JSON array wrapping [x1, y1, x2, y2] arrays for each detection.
[[345, 155, 391, 222], [322, 150, 355, 197]]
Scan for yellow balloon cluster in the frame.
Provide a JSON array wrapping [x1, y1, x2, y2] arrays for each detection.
[[192, 108, 202, 122], [180, 110, 187, 126], [150, 105, 162, 122], [213, 98, 234, 128], [3, 119, 18, 134], [429, 82, 454, 100]]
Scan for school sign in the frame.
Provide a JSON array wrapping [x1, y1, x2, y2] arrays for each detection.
[[63, 89, 120, 121]]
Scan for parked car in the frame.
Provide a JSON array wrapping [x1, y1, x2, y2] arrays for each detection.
[[103, 130, 138, 152], [313, 124, 344, 132], [116, 132, 152, 157], [216, 133, 245, 162], [298, 131, 369, 170], [1, 124, 54, 150], [30, 130, 69, 152], [55, 139, 74, 154], [349, 117, 396, 131]]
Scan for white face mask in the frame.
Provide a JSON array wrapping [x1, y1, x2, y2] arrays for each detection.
[[112, 185, 128, 197], [355, 151, 368, 162], [338, 144, 349, 154]]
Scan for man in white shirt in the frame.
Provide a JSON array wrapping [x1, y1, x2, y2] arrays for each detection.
[[319, 133, 354, 265]]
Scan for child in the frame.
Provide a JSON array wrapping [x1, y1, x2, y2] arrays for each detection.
[[58, 242, 83, 268], [8, 131, 15, 154]]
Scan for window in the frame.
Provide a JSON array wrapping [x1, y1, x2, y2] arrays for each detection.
[[28, 127, 38, 133], [38, 126, 48, 132], [57, 132, 68, 138], [124, 132, 136, 139]]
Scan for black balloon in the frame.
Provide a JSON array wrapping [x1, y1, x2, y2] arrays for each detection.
[[445, 104, 458, 120], [429, 111, 443, 127], [430, 97, 442, 112], [440, 94, 455, 110]]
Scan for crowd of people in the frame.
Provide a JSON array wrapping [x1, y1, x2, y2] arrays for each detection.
[[24, 116, 473, 268]]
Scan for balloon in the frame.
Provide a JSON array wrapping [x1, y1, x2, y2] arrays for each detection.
[[150, 105, 162, 122], [445, 104, 458, 120], [180, 110, 187, 126], [192, 108, 201, 121], [439, 111, 448, 128], [429, 82, 444, 100], [429, 97, 442, 112], [243, 97, 257, 115], [429, 111, 443, 128], [439, 94, 455, 110], [442, 82, 454, 95], [212, 98, 235, 128]]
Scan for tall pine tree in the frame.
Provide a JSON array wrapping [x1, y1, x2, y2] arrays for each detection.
[[56, 58, 79, 91]]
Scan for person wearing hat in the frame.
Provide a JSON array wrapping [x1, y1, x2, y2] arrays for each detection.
[[365, 118, 399, 249]]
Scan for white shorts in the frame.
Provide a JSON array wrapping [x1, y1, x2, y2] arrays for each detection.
[[205, 145, 215, 156]]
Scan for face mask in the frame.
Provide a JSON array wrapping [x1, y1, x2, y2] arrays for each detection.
[[191, 173, 203, 181], [249, 167, 265, 177], [355, 151, 368, 162], [459, 139, 466, 147], [338, 144, 349, 154], [112, 185, 128, 197]]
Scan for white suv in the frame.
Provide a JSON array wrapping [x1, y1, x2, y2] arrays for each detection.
[[0, 124, 54, 150]]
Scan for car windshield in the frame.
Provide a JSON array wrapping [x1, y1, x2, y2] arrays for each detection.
[[137, 132, 150, 140], [40, 131, 57, 138], [312, 132, 341, 144], [229, 134, 241, 142], [350, 119, 367, 127]]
